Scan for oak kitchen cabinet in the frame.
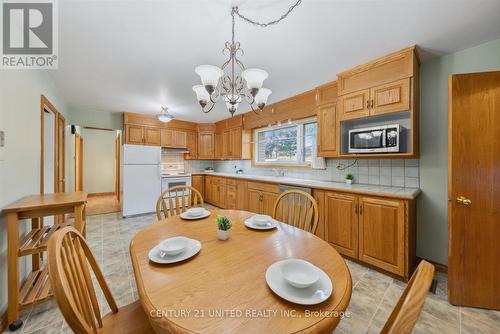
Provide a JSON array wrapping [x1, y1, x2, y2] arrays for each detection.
[[197, 131, 215, 159], [214, 115, 251, 160], [185, 131, 198, 159], [246, 181, 280, 216], [125, 124, 161, 146], [191, 175, 204, 198], [319, 190, 413, 278], [337, 46, 417, 121], [161, 129, 187, 148]]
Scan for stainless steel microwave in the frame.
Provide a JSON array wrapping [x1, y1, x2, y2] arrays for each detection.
[[348, 124, 401, 153]]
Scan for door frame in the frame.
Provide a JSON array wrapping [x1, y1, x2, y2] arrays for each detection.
[[40, 95, 65, 194]]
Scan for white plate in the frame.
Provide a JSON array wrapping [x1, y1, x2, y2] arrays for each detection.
[[244, 216, 278, 230], [265, 259, 333, 305], [148, 238, 202, 264], [180, 209, 211, 220]]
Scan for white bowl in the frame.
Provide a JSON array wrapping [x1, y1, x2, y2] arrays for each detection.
[[252, 214, 272, 226], [159, 237, 189, 257], [280, 259, 320, 289], [187, 207, 205, 217]]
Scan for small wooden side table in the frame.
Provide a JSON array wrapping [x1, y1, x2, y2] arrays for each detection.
[[2, 192, 87, 331]]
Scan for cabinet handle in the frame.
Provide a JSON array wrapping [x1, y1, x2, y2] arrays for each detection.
[[366, 99, 370, 109], [354, 205, 358, 214], [371, 99, 374, 109], [359, 204, 363, 215]]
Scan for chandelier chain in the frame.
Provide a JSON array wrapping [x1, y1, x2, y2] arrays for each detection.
[[232, 0, 302, 28]]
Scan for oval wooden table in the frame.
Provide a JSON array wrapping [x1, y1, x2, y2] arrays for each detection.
[[129, 210, 352, 334]]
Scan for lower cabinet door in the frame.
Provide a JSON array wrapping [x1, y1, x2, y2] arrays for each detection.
[[262, 191, 279, 217], [325, 192, 359, 258], [248, 189, 262, 214], [226, 186, 237, 209], [204, 177, 212, 203], [358, 196, 405, 276]]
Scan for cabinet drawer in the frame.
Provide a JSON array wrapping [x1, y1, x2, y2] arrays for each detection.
[[226, 178, 237, 186], [247, 181, 279, 194]]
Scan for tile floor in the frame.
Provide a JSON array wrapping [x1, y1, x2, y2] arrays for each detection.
[[4, 210, 500, 334]]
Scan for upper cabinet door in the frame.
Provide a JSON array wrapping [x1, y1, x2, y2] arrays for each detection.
[[370, 78, 410, 116], [214, 132, 223, 159], [222, 130, 230, 159], [230, 128, 242, 159], [358, 196, 405, 276], [161, 129, 173, 147], [317, 103, 338, 157], [173, 130, 187, 148], [198, 132, 214, 159], [338, 89, 370, 120], [126, 125, 144, 145], [185, 131, 197, 159], [144, 127, 161, 146]]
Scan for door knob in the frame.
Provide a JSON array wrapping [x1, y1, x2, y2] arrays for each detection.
[[456, 196, 472, 205]]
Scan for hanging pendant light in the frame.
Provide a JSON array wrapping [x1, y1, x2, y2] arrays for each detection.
[[157, 106, 174, 123], [192, 2, 301, 117]]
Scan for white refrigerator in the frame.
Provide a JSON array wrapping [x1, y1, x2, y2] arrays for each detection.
[[123, 144, 161, 217]]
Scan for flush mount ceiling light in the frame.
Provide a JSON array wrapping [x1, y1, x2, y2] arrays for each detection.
[[192, 1, 302, 117], [157, 106, 174, 123]]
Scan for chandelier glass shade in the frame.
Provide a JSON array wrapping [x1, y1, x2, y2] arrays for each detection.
[[157, 106, 174, 123]]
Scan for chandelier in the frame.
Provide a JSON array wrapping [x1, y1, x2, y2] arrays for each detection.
[[192, 1, 302, 117]]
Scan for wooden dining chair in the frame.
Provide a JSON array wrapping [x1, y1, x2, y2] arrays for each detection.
[[273, 189, 319, 234], [156, 185, 204, 220], [47, 226, 152, 334], [381, 260, 435, 334]]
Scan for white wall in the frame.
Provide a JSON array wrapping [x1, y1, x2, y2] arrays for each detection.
[[81, 129, 117, 193], [0, 70, 68, 318]]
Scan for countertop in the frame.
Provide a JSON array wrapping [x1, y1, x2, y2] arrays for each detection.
[[192, 172, 421, 200]]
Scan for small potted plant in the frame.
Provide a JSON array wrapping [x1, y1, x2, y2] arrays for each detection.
[[205, 166, 214, 173], [345, 174, 354, 185], [215, 215, 232, 240]]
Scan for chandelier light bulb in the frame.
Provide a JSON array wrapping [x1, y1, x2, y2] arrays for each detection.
[[195, 65, 223, 93], [254, 88, 272, 109], [192, 85, 210, 105], [241, 68, 268, 94]]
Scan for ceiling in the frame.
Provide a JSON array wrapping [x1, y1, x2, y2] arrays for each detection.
[[51, 0, 500, 122]]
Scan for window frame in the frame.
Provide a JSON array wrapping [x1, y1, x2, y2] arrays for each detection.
[[253, 117, 318, 168]]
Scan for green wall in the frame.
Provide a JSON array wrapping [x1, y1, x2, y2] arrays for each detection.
[[68, 106, 123, 130], [418, 38, 500, 265]]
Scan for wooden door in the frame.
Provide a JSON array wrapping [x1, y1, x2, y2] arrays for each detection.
[[126, 124, 144, 145], [358, 196, 405, 276], [144, 127, 161, 146], [325, 192, 359, 258], [198, 132, 214, 159], [317, 103, 338, 157], [262, 191, 279, 217], [185, 131, 197, 159], [75, 133, 83, 192], [230, 128, 242, 159], [161, 129, 173, 147], [192, 175, 204, 199], [312, 190, 325, 240], [248, 189, 263, 214], [370, 78, 410, 116], [338, 89, 370, 120], [448, 71, 500, 310], [56, 115, 65, 193], [173, 131, 187, 148]]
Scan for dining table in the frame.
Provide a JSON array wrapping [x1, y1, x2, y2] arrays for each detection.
[[129, 209, 352, 334]]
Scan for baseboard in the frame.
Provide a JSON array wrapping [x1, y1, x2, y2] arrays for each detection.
[[0, 310, 7, 332], [417, 257, 448, 273], [88, 192, 115, 197]]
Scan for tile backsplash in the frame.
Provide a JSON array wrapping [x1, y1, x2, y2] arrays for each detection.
[[186, 159, 420, 188]]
